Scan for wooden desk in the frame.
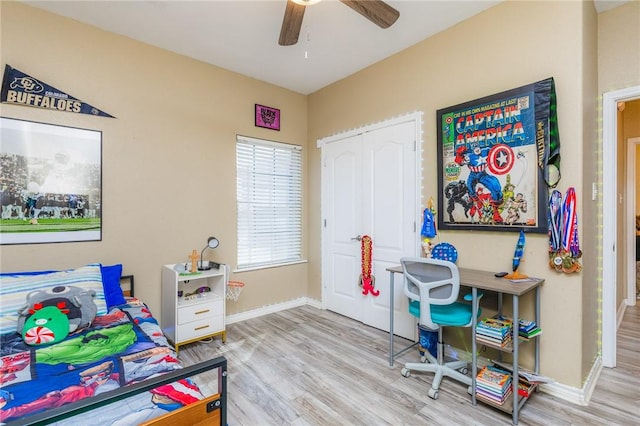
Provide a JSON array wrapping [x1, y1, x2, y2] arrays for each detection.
[[386, 265, 544, 425]]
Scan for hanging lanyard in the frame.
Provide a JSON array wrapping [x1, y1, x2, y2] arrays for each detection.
[[360, 235, 379, 296], [562, 187, 580, 257], [361, 235, 372, 280], [548, 190, 562, 253]]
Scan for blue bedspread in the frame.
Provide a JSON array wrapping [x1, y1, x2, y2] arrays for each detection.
[[0, 299, 203, 425]]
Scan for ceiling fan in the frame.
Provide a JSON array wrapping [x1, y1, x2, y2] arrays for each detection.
[[279, 0, 400, 46]]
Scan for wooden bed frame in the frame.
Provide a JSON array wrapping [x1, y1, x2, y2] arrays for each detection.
[[8, 275, 228, 426]]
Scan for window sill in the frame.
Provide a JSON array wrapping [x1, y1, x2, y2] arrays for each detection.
[[233, 259, 308, 274]]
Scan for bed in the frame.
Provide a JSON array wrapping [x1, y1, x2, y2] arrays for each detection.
[[0, 263, 226, 425]]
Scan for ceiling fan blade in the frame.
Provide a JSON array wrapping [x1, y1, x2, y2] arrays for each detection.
[[340, 0, 399, 29], [279, 0, 306, 46]]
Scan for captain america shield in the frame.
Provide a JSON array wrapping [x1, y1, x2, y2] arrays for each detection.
[[487, 144, 514, 175]]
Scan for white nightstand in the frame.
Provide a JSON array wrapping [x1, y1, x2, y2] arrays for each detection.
[[161, 263, 227, 354]]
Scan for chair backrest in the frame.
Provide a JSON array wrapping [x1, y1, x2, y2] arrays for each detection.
[[401, 257, 461, 329]]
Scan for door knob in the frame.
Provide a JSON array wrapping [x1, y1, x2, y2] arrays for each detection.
[[351, 235, 362, 241]]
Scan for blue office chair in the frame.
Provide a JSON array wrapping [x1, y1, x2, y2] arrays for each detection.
[[400, 257, 481, 400]]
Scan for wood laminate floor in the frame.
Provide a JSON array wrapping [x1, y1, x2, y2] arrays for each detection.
[[180, 304, 639, 425]]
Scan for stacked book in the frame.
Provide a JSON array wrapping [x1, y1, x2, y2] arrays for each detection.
[[475, 365, 513, 405], [491, 359, 554, 385], [476, 317, 513, 348], [518, 377, 536, 398], [518, 318, 542, 339]]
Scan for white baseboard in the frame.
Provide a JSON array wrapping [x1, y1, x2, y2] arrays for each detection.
[[565, 355, 602, 406], [225, 297, 322, 325], [226, 299, 601, 407]]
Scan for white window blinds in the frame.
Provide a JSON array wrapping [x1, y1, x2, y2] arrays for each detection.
[[236, 136, 302, 269]]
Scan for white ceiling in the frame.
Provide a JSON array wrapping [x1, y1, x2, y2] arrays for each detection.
[[22, 0, 629, 95]]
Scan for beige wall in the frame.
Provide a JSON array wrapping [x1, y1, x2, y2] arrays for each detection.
[[579, 0, 600, 385], [0, 2, 310, 317], [597, 2, 640, 92], [309, 0, 594, 387]]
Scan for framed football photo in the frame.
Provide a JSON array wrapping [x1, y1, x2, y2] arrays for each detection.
[[0, 117, 102, 244]]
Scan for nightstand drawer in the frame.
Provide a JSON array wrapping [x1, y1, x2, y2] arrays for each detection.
[[176, 316, 224, 341], [177, 298, 223, 324]]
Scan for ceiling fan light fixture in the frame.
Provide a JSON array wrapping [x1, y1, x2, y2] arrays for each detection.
[[292, 0, 321, 6], [280, 0, 399, 46]]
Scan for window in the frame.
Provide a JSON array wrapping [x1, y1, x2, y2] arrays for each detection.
[[236, 135, 302, 270]]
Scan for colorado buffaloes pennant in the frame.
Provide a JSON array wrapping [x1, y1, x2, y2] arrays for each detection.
[[1, 65, 115, 118]]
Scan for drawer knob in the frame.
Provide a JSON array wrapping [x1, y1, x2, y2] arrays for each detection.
[[194, 325, 210, 331], [195, 309, 210, 315]]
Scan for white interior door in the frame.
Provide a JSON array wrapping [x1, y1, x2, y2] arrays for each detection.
[[321, 114, 421, 339]]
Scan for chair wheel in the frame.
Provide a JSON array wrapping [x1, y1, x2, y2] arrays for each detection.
[[401, 368, 411, 378], [459, 367, 468, 375], [428, 388, 439, 400]]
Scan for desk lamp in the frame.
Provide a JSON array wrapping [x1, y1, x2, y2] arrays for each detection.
[[198, 237, 220, 270]]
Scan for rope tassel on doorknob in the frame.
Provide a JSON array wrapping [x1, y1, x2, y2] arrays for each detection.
[[359, 235, 379, 296]]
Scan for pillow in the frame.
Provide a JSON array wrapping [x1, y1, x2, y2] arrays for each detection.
[[0, 264, 106, 336], [0, 263, 125, 310], [101, 264, 125, 309], [0, 269, 58, 277]]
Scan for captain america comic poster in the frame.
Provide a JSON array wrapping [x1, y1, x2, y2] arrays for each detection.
[[437, 79, 556, 234]]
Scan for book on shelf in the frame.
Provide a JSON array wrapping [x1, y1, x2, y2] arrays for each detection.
[[496, 315, 543, 336], [476, 386, 513, 405], [476, 364, 520, 406], [476, 382, 508, 398], [518, 379, 536, 397], [476, 324, 511, 337], [476, 334, 512, 348], [518, 318, 537, 332], [476, 326, 510, 338], [479, 326, 511, 337], [476, 365, 511, 389], [519, 327, 543, 339], [491, 360, 554, 384], [479, 317, 513, 329], [476, 317, 513, 341]]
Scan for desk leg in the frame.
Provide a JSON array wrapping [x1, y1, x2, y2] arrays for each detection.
[[512, 294, 519, 425], [471, 287, 478, 405], [389, 270, 395, 367], [535, 287, 540, 375]]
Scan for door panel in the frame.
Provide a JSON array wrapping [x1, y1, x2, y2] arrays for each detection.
[[323, 135, 362, 319], [322, 117, 419, 340], [361, 122, 417, 336]]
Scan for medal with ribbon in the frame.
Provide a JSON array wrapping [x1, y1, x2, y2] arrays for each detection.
[[548, 187, 581, 273], [548, 190, 563, 270]]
